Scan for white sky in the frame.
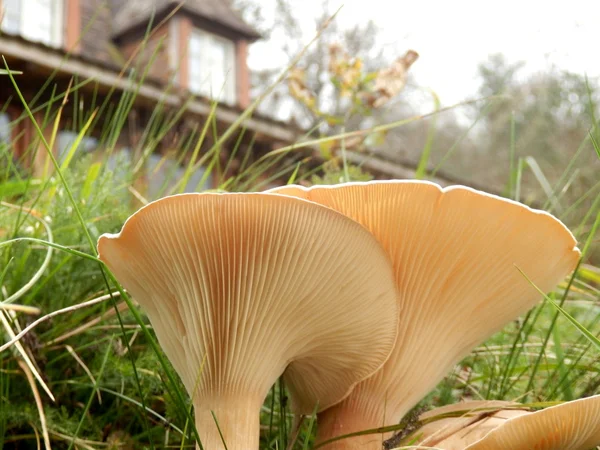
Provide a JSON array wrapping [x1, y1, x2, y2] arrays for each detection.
[[247, 0, 600, 107]]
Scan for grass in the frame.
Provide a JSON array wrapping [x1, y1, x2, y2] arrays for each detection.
[[0, 20, 599, 450]]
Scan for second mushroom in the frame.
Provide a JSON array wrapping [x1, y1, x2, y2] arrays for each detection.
[[269, 180, 580, 449]]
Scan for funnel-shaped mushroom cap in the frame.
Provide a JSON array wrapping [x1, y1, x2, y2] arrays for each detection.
[[98, 193, 399, 449], [269, 181, 580, 448], [464, 395, 600, 450], [414, 401, 529, 449]]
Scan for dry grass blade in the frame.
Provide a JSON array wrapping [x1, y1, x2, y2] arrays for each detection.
[[30, 423, 41, 450], [128, 185, 149, 206], [65, 345, 102, 404], [45, 296, 127, 346], [0, 303, 42, 314], [124, 330, 140, 355], [0, 293, 117, 353], [18, 359, 52, 450], [0, 310, 55, 401], [48, 431, 102, 450]]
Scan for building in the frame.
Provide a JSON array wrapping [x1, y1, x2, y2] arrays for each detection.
[[0, 0, 499, 198], [0, 0, 298, 195]]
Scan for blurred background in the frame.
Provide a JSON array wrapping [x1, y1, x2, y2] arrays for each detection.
[[237, 0, 599, 202]]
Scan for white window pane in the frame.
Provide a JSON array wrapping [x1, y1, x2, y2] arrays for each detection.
[[211, 43, 228, 99], [49, 0, 63, 47], [0, 113, 11, 145], [1, 0, 21, 34], [189, 33, 202, 57], [189, 36, 203, 93], [224, 41, 236, 103], [22, 0, 51, 43], [188, 30, 236, 104], [189, 59, 202, 92], [189, 33, 207, 93], [15, 0, 62, 47]]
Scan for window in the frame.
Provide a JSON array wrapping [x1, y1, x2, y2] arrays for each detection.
[[188, 29, 236, 105], [0, 113, 11, 147], [1, 0, 63, 48], [0, 112, 16, 169]]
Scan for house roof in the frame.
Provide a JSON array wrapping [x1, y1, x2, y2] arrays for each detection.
[[112, 0, 262, 41]]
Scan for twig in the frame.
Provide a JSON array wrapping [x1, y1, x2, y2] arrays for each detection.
[[383, 406, 426, 450], [65, 345, 101, 404], [124, 330, 140, 355], [48, 430, 101, 450], [45, 296, 128, 346], [18, 359, 52, 450], [0, 310, 54, 401], [0, 303, 41, 315], [0, 292, 118, 353], [128, 185, 149, 205], [30, 422, 41, 450]]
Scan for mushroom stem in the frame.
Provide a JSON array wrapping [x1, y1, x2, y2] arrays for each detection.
[[194, 395, 262, 450], [316, 401, 388, 450]]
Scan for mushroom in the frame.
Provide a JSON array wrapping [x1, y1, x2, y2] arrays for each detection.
[[408, 396, 600, 450], [410, 400, 530, 448], [464, 395, 600, 450], [97, 192, 399, 450], [268, 180, 580, 449]]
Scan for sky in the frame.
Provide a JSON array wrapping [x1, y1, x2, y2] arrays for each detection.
[[247, 0, 600, 108]]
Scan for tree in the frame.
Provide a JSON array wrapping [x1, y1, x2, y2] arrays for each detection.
[[232, 0, 406, 127], [232, 0, 421, 183]]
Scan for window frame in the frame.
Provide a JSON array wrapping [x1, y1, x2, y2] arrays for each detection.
[[188, 28, 237, 105]]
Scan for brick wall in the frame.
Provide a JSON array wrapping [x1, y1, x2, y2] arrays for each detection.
[[119, 23, 172, 84], [65, 0, 81, 52]]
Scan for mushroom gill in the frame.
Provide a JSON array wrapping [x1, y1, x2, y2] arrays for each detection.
[[97, 192, 399, 450], [269, 180, 580, 449]]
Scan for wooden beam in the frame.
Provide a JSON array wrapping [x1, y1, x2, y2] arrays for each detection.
[[0, 37, 297, 143]]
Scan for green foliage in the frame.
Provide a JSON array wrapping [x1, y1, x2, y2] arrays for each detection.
[[311, 159, 373, 185]]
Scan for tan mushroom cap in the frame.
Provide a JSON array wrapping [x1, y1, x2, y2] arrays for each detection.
[[462, 395, 600, 450], [269, 181, 580, 449], [414, 401, 530, 449], [97, 192, 399, 449]]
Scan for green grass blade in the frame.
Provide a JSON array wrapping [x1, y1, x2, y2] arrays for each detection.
[[415, 89, 440, 179]]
